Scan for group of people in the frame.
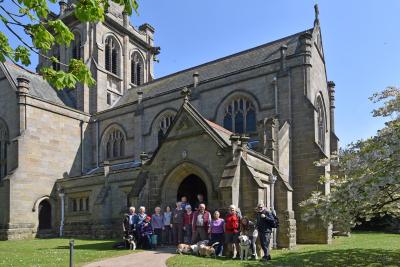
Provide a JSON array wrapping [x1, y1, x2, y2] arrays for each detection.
[[122, 194, 276, 261]]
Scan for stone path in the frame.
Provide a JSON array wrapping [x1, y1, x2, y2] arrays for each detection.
[[83, 247, 176, 267]]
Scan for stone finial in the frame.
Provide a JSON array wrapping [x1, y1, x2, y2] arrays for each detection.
[[230, 134, 241, 157], [103, 160, 110, 178], [181, 86, 191, 102], [239, 134, 250, 147], [123, 12, 129, 27], [193, 72, 199, 88], [16, 76, 30, 95], [59, 1, 67, 15], [314, 4, 320, 26], [279, 45, 288, 75], [140, 152, 149, 164]]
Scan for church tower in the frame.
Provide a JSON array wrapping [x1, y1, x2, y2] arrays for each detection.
[[37, 0, 159, 113]]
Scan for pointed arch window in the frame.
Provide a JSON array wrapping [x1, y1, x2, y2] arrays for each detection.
[[316, 97, 326, 151], [105, 37, 119, 75], [157, 114, 175, 145], [52, 46, 60, 71], [72, 32, 81, 59], [0, 120, 9, 180], [131, 52, 144, 86], [223, 97, 256, 134], [104, 127, 125, 160]]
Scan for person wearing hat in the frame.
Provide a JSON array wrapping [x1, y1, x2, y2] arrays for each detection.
[[255, 203, 275, 261], [138, 215, 153, 249], [183, 205, 194, 243]]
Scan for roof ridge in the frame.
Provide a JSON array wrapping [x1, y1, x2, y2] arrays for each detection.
[[4, 61, 40, 76], [135, 28, 313, 88]]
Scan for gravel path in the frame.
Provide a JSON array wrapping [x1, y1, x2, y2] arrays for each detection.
[[83, 247, 176, 267]]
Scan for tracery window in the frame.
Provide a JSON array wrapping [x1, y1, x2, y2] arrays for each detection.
[[223, 97, 256, 134], [72, 32, 81, 59], [131, 52, 144, 86], [105, 37, 119, 75], [104, 128, 125, 160], [0, 120, 9, 180], [316, 96, 326, 151], [157, 114, 175, 144]]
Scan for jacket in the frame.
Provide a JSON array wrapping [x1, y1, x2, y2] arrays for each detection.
[[192, 210, 211, 232], [225, 213, 239, 234], [256, 209, 275, 233], [240, 220, 257, 236], [172, 208, 184, 224]]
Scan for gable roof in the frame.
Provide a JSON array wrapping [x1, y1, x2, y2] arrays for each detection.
[[0, 61, 75, 107], [116, 28, 313, 107]]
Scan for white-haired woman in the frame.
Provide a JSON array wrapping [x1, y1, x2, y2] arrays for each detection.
[[225, 204, 240, 258]]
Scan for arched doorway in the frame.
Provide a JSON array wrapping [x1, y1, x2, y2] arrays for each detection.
[[177, 174, 207, 209], [38, 200, 52, 230]]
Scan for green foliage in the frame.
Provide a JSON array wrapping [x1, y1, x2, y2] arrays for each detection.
[[0, 0, 139, 90], [0, 238, 137, 267], [167, 232, 400, 267], [300, 87, 400, 232]]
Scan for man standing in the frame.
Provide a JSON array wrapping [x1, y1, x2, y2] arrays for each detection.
[[128, 207, 138, 235], [192, 203, 211, 243], [225, 205, 240, 258], [172, 202, 184, 244], [255, 203, 275, 261]]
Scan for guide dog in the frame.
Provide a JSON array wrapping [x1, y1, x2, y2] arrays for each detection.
[[238, 235, 252, 260]]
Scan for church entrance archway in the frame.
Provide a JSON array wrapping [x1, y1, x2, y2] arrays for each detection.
[[177, 174, 207, 209], [160, 161, 215, 209], [38, 199, 52, 230]]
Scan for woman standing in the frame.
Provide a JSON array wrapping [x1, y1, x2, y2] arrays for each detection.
[[209, 210, 224, 256], [225, 205, 240, 258], [183, 205, 194, 243], [151, 207, 164, 248], [162, 206, 173, 245], [240, 216, 258, 259]]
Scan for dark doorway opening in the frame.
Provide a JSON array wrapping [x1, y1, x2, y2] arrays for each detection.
[[38, 199, 52, 230], [177, 174, 207, 209]]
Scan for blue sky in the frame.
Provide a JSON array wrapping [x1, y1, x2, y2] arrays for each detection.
[[2, 0, 399, 147]]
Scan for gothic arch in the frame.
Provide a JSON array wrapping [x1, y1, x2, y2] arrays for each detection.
[[100, 123, 128, 161], [103, 34, 122, 76], [160, 160, 216, 207], [214, 90, 260, 122], [71, 29, 82, 59], [148, 108, 177, 146], [315, 93, 327, 152], [130, 50, 145, 85], [215, 91, 259, 134]]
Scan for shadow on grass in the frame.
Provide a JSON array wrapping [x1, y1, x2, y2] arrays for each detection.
[[241, 249, 399, 267]]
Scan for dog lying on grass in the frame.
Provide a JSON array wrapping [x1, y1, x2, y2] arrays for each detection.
[[176, 243, 193, 255], [198, 242, 220, 258]]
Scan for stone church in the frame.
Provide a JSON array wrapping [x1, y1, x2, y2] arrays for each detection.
[[0, 2, 338, 248]]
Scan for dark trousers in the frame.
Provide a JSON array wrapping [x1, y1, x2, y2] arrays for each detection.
[[173, 224, 183, 244], [163, 225, 173, 244], [184, 224, 192, 244], [210, 233, 224, 256], [193, 227, 208, 243], [259, 232, 271, 258], [154, 228, 162, 246]]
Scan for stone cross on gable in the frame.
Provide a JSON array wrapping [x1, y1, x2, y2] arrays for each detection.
[[181, 86, 191, 102], [314, 4, 320, 26]]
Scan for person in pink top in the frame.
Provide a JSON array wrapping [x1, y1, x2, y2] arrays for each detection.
[[209, 210, 224, 256]]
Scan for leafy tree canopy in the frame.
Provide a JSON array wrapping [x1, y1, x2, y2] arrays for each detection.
[[0, 0, 138, 89], [300, 86, 400, 232]]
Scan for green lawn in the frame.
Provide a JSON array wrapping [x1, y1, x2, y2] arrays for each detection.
[[0, 238, 135, 267], [167, 232, 400, 267]]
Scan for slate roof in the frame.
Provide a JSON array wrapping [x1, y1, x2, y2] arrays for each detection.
[[1, 61, 74, 106], [116, 28, 312, 107]]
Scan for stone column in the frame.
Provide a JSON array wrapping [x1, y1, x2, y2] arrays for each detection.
[[16, 76, 30, 134]]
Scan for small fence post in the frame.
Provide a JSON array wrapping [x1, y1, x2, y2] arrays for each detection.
[[69, 239, 74, 267]]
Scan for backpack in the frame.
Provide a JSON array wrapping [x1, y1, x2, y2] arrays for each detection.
[[270, 212, 279, 228]]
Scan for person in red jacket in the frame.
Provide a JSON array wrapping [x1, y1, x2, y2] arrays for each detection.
[[192, 203, 211, 243], [225, 204, 240, 259]]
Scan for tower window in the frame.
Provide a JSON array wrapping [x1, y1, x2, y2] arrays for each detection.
[[105, 37, 119, 75], [131, 52, 144, 86], [223, 97, 256, 134], [72, 32, 81, 59]]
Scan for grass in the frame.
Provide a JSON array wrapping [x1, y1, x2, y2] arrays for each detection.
[[0, 238, 136, 267], [167, 232, 400, 267]]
